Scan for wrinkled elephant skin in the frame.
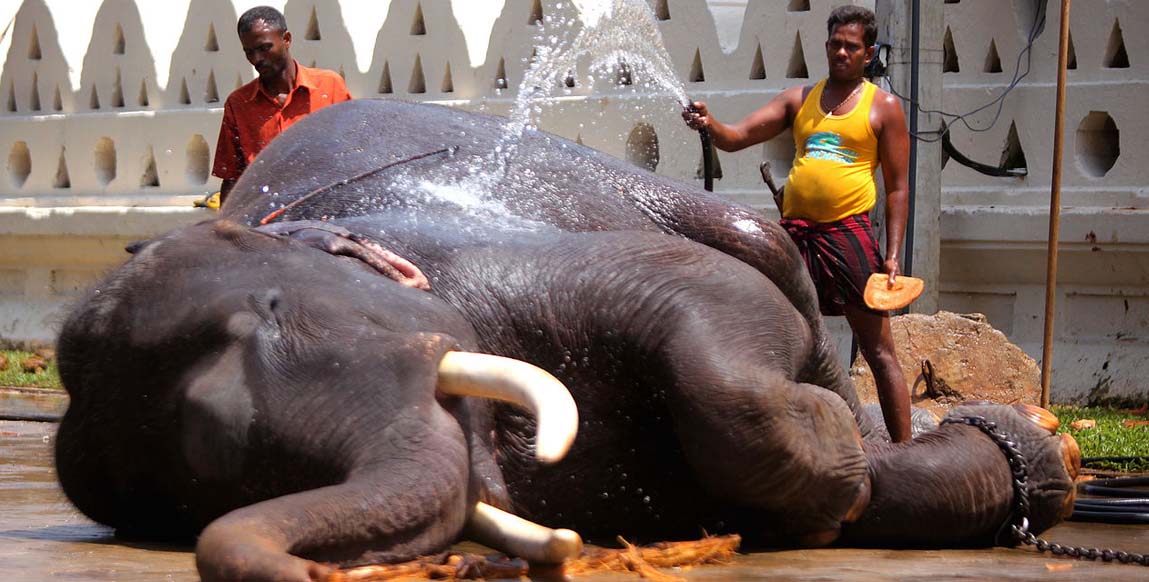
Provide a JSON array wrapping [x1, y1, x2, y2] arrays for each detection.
[[55, 101, 1075, 581]]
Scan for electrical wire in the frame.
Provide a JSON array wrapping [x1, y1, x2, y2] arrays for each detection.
[[879, 0, 1048, 143]]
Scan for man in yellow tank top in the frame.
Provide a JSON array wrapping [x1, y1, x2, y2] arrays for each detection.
[[683, 6, 912, 442]]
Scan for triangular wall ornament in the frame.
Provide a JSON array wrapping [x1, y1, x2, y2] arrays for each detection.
[[750, 42, 766, 80], [28, 25, 41, 60], [52, 85, 62, 111], [788, 0, 811, 11], [999, 121, 1027, 172], [943, 27, 959, 73], [379, 61, 393, 93], [655, 0, 669, 20], [575, 133, 583, 145], [411, 2, 427, 36], [138, 79, 149, 107], [689, 49, 705, 83], [306, 7, 321, 41], [29, 72, 40, 111], [54, 147, 71, 188], [984, 39, 1002, 73], [7, 82, 16, 112], [114, 24, 126, 54], [140, 146, 160, 187], [186, 135, 210, 185], [529, 0, 544, 25], [179, 78, 191, 104], [112, 69, 125, 107], [408, 54, 426, 93], [89, 85, 101, 109], [1104, 19, 1129, 68], [205, 70, 219, 102], [441, 62, 454, 93], [495, 58, 508, 89], [205, 23, 219, 51], [1066, 30, 1077, 70], [787, 32, 808, 78]]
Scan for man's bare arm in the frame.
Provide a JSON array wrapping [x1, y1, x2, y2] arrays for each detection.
[[874, 91, 911, 284], [683, 87, 804, 152]]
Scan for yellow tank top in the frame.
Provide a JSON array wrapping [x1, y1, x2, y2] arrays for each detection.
[[784, 79, 880, 223]]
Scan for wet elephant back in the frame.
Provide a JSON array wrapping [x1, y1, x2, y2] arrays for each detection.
[[223, 99, 699, 233]]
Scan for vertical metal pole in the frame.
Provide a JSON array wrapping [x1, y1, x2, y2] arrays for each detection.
[[903, 0, 920, 279], [1041, 0, 1072, 408]]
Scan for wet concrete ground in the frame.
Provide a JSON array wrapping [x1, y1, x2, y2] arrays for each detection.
[[3, 409, 1148, 581]]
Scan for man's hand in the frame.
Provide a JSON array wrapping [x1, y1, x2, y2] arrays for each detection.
[[682, 101, 711, 131], [883, 257, 900, 286]]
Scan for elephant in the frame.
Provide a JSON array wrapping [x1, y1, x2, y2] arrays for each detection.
[[55, 100, 1079, 582]]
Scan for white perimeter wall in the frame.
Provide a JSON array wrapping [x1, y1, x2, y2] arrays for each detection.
[[0, 0, 1144, 403]]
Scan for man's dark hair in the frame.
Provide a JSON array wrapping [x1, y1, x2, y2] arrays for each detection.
[[238, 6, 288, 36], [827, 5, 877, 48]]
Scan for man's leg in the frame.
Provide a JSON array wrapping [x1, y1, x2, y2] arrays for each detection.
[[844, 304, 912, 442]]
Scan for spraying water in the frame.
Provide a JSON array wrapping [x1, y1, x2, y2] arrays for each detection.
[[418, 0, 692, 206], [500, 0, 690, 163]]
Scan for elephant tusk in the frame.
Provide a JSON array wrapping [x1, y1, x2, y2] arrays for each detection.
[[437, 351, 578, 464], [466, 502, 583, 564]]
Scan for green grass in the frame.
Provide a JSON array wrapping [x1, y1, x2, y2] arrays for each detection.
[[1052, 404, 1149, 473], [0, 350, 62, 390]]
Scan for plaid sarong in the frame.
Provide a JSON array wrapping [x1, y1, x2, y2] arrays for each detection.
[[780, 214, 885, 316]]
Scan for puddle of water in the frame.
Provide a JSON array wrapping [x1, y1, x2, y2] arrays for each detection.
[[0, 420, 197, 582], [2, 418, 1146, 581], [0, 388, 68, 422]]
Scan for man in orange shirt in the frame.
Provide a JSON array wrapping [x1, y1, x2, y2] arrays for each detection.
[[684, 6, 912, 442], [212, 6, 352, 204]]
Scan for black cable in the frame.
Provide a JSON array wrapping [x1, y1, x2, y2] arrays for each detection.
[[880, 0, 1047, 143]]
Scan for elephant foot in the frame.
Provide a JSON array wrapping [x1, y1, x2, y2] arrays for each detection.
[[841, 402, 1078, 547], [196, 524, 332, 582], [794, 472, 872, 548]]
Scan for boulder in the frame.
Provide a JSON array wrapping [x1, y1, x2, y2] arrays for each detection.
[[850, 311, 1041, 419]]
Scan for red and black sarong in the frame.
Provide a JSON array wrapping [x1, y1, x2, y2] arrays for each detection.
[[779, 214, 885, 316]]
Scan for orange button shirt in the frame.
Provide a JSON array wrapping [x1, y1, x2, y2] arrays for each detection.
[[212, 61, 352, 181]]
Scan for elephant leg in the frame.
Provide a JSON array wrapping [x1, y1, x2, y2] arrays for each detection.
[[661, 203, 875, 438], [842, 403, 1079, 547], [658, 327, 870, 544], [196, 465, 468, 582]]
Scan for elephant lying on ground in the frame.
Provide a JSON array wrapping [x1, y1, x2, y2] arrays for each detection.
[[56, 100, 1078, 581]]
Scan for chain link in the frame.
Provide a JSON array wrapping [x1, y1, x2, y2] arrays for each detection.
[[941, 415, 1149, 567]]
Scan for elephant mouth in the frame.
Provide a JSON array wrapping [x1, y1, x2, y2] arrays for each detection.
[[435, 350, 585, 563]]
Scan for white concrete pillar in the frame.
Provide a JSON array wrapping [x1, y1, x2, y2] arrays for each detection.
[[876, 0, 943, 314]]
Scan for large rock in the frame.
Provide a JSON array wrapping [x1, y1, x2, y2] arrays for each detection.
[[850, 311, 1041, 418]]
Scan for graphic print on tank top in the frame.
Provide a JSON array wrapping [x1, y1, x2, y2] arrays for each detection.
[[803, 131, 859, 165]]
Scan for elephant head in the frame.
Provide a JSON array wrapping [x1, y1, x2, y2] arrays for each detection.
[[56, 220, 581, 581]]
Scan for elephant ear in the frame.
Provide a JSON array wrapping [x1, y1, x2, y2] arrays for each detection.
[[181, 342, 254, 482], [257, 220, 430, 290]]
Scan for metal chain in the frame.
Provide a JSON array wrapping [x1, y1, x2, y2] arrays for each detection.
[[941, 415, 1149, 566]]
